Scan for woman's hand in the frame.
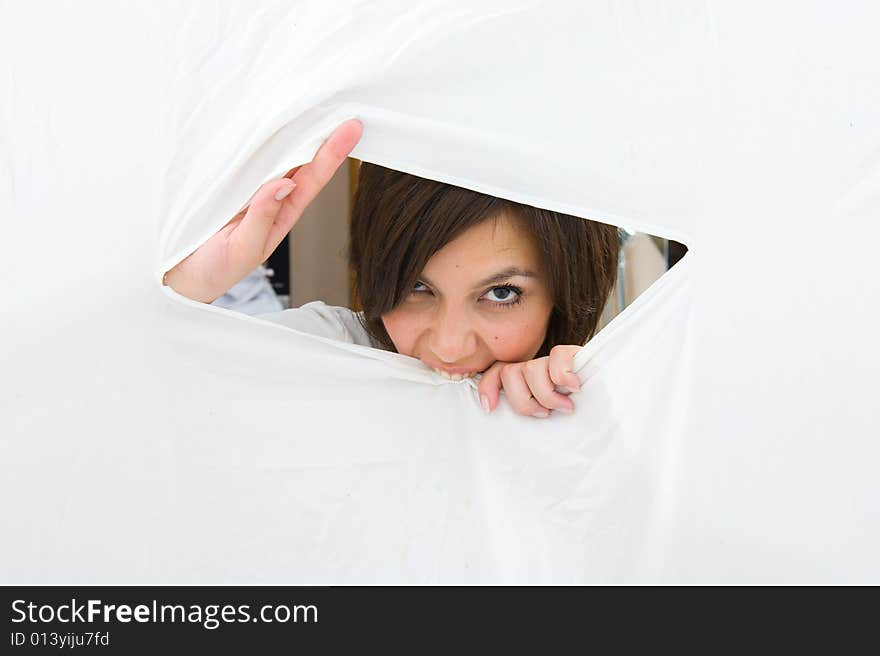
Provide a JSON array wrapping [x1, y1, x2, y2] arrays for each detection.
[[477, 345, 583, 418], [164, 119, 363, 303]]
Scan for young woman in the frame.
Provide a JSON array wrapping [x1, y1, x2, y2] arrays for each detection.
[[165, 120, 618, 418]]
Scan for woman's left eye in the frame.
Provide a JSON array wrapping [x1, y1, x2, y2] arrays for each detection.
[[483, 285, 522, 305]]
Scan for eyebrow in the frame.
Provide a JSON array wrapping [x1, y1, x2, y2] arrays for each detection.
[[419, 266, 540, 291]]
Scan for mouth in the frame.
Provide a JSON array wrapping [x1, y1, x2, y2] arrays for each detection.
[[430, 367, 479, 381]]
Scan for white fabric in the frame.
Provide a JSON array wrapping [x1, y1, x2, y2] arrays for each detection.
[[2, 1, 879, 583]]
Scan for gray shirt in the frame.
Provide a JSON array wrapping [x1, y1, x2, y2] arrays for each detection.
[[259, 301, 383, 350]]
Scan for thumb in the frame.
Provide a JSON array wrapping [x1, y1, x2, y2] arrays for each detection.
[[228, 178, 296, 262]]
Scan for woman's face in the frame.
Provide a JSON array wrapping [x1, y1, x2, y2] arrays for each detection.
[[381, 213, 555, 379]]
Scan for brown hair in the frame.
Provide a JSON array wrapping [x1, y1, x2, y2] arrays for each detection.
[[348, 163, 619, 357]]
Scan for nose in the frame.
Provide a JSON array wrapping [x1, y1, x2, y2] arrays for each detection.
[[428, 304, 478, 363]]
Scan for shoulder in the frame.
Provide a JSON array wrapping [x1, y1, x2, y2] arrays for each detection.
[[258, 301, 380, 349]]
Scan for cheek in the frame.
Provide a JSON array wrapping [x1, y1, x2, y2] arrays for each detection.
[[485, 315, 549, 361], [381, 308, 420, 356]]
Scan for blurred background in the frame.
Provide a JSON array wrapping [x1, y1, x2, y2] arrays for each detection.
[[213, 159, 687, 332]]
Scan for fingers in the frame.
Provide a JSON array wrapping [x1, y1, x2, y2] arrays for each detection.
[[479, 361, 563, 418], [285, 119, 363, 220], [477, 361, 506, 414], [227, 178, 298, 267], [522, 358, 574, 415], [547, 345, 583, 393], [478, 351, 582, 419], [500, 364, 557, 418], [263, 119, 362, 255], [229, 119, 363, 264], [234, 165, 300, 215]]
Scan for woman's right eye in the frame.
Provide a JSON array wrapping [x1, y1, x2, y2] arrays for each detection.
[[412, 281, 429, 293]]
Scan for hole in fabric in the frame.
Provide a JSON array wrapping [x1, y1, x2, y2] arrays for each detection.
[[189, 159, 688, 356], [595, 229, 688, 334]]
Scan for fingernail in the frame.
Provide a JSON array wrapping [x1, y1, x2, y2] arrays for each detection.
[[275, 182, 296, 201], [532, 410, 549, 418], [557, 405, 573, 414], [481, 395, 491, 414]]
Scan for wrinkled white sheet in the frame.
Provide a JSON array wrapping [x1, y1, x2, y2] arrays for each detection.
[[1, 0, 878, 583]]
